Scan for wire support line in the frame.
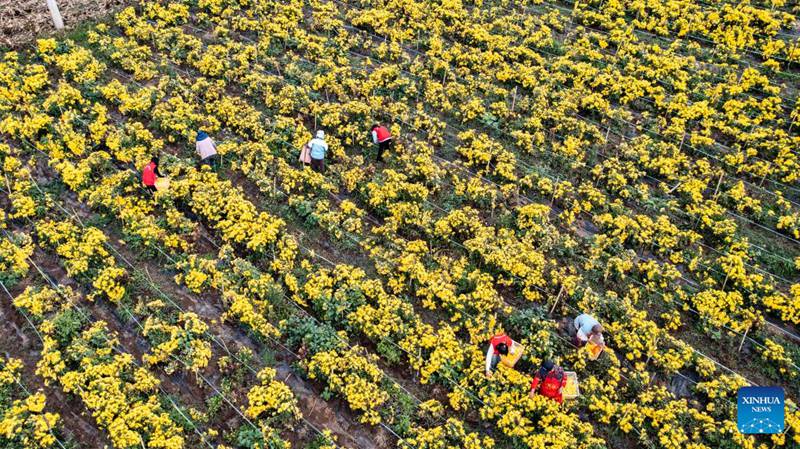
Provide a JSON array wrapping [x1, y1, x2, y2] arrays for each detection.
[[129, 17, 800, 294], [10, 8, 800, 428]]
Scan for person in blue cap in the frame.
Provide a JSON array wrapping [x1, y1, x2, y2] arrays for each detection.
[[196, 131, 218, 168]]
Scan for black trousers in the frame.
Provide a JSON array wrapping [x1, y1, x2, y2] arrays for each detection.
[[377, 139, 392, 161], [200, 154, 218, 169], [311, 157, 324, 173]]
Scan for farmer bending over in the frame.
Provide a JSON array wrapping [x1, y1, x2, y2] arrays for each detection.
[[142, 156, 163, 193], [485, 332, 512, 378], [529, 360, 567, 404], [573, 313, 604, 348]]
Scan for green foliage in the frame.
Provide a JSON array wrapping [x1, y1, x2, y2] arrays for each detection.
[[310, 286, 366, 328], [506, 306, 561, 363], [205, 393, 223, 419], [50, 308, 87, 348], [280, 315, 344, 355], [381, 380, 416, 436], [376, 339, 403, 365], [235, 426, 290, 449]]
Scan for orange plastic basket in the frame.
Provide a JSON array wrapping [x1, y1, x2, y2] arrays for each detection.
[[586, 341, 604, 360], [154, 177, 170, 192]]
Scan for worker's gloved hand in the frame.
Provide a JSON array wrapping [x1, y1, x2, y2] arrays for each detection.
[[485, 371, 493, 379]]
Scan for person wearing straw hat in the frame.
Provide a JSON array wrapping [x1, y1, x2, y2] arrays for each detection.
[[529, 359, 567, 404], [195, 130, 218, 169], [308, 130, 328, 173]]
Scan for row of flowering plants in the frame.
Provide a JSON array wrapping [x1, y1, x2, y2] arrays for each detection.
[[12, 283, 187, 449], [126, 2, 800, 444], [0, 357, 64, 449], [0, 143, 321, 448], [0, 52, 318, 448], [1, 18, 497, 449], [174, 0, 800, 352], [24, 21, 590, 449], [178, 0, 800, 387], [86, 0, 800, 444]]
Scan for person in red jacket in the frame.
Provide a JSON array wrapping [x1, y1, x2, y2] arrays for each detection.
[[141, 156, 162, 192], [485, 333, 512, 378], [529, 360, 567, 404], [371, 123, 393, 162]]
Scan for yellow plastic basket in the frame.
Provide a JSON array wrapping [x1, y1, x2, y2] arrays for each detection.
[[500, 340, 524, 368], [563, 371, 580, 399], [154, 177, 170, 192]]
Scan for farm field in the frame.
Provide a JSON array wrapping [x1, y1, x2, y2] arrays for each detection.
[[1, 0, 800, 447]]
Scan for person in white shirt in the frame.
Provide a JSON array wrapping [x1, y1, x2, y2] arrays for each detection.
[[573, 313, 603, 347], [308, 130, 328, 173], [196, 131, 218, 168]]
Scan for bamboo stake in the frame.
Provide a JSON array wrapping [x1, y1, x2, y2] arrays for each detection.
[[738, 326, 750, 352], [549, 285, 565, 315], [712, 173, 724, 199], [510, 86, 518, 112], [46, 0, 64, 29], [667, 181, 682, 194]]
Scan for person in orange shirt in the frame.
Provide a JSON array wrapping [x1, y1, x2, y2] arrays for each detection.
[[529, 360, 567, 404], [485, 333, 512, 378]]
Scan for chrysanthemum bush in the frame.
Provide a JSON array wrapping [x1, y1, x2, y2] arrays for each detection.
[[2, 183, 306, 447], [0, 357, 63, 449], [35, 220, 127, 302], [13, 284, 186, 449]]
